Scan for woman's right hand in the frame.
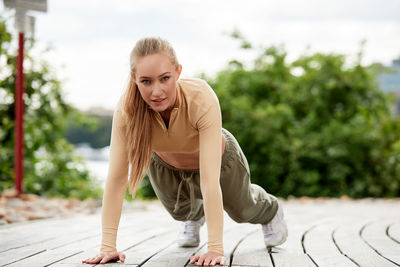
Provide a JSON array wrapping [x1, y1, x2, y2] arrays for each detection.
[[82, 251, 126, 264]]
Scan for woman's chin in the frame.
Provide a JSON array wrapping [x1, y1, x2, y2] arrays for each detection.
[[150, 104, 168, 113], [150, 99, 167, 109]]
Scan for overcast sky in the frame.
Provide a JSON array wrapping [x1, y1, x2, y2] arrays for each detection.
[[1, 0, 400, 111]]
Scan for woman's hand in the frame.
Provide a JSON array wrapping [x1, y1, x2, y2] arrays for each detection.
[[189, 251, 226, 266], [82, 251, 125, 264]]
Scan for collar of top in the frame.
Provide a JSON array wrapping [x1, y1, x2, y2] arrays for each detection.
[[172, 79, 182, 110]]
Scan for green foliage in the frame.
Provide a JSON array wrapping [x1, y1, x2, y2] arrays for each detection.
[[65, 114, 112, 148], [124, 176, 156, 200], [205, 38, 400, 198], [0, 15, 103, 199]]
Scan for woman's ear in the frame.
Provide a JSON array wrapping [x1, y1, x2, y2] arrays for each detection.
[[131, 72, 138, 86], [177, 64, 182, 78]]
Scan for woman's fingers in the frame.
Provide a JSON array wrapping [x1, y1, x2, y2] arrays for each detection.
[[214, 256, 225, 265], [193, 254, 209, 266], [100, 253, 120, 264], [203, 256, 212, 266], [82, 254, 102, 263], [189, 255, 200, 264], [99, 254, 109, 264], [208, 256, 225, 266], [82, 251, 125, 264], [85, 256, 97, 263], [94, 255, 103, 263], [189, 254, 226, 266], [119, 252, 126, 262]]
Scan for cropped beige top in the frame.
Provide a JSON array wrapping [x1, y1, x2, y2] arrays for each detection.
[[100, 77, 224, 255]]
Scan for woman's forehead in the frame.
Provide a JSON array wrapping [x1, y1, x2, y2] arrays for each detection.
[[135, 53, 176, 77]]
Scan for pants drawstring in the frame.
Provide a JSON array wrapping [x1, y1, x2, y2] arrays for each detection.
[[173, 173, 196, 219]]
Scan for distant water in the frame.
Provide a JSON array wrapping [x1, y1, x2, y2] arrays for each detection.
[[74, 143, 110, 189], [86, 160, 109, 189]]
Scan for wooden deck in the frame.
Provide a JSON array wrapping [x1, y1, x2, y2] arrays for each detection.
[[1, 198, 399, 267]]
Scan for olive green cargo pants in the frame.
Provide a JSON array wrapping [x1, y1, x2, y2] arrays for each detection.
[[147, 128, 278, 225]]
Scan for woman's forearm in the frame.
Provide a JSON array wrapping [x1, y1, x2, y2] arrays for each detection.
[[201, 181, 224, 255], [101, 177, 128, 252], [101, 108, 130, 252]]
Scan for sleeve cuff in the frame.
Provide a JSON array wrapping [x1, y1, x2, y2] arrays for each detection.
[[101, 227, 118, 252]]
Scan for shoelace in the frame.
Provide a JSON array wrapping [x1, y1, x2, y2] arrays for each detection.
[[262, 221, 276, 238], [182, 220, 200, 236], [262, 209, 280, 235]]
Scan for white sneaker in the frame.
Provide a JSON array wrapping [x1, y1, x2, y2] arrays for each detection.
[[262, 203, 288, 248], [177, 216, 205, 247]]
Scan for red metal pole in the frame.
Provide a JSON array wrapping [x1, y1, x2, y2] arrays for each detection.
[[14, 32, 25, 195]]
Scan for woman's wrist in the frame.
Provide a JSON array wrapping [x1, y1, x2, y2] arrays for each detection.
[[100, 242, 117, 253], [100, 248, 117, 253], [207, 246, 224, 256]]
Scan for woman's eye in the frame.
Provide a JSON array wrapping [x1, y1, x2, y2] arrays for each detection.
[[141, 80, 150, 84], [162, 76, 170, 81]]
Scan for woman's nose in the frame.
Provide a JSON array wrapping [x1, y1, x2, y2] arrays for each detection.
[[151, 85, 164, 96]]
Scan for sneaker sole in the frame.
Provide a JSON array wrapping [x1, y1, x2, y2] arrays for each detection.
[[264, 226, 288, 248], [177, 239, 200, 247]]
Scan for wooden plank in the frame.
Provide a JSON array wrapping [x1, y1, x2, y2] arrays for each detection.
[[139, 218, 209, 267], [50, 248, 127, 267], [0, 211, 156, 252], [231, 229, 273, 267], [269, 215, 327, 266], [5, 213, 176, 266], [51, 216, 180, 266], [0, 215, 106, 265], [302, 220, 355, 266], [139, 242, 205, 267], [0, 211, 170, 266], [361, 220, 400, 265], [0, 215, 99, 252], [271, 251, 315, 267], [56, 211, 240, 266], [6, 234, 100, 266], [141, 212, 244, 267], [388, 222, 400, 244], [0, 229, 98, 266], [117, 232, 177, 266], [52, 232, 178, 266], [333, 220, 397, 267]]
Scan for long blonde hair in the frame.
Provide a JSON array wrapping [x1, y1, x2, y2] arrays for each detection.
[[122, 37, 180, 198]]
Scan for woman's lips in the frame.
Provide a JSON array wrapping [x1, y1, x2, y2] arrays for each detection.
[[152, 98, 166, 105]]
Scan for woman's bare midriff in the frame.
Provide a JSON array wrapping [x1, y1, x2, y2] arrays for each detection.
[[155, 134, 226, 170]]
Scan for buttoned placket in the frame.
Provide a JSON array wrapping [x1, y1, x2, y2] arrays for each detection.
[[154, 108, 178, 134]]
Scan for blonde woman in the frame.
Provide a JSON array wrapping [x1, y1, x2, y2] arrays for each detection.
[[82, 37, 288, 266]]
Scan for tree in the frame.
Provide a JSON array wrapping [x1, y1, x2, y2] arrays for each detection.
[[0, 15, 102, 199], [204, 33, 400, 198]]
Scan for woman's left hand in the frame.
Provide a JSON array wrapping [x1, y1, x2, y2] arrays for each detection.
[[189, 251, 226, 266]]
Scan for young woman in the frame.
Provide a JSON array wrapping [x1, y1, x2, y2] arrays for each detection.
[[82, 37, 288, 266]]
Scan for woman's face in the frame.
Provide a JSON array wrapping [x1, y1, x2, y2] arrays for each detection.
[[134, 52, 182, 115]]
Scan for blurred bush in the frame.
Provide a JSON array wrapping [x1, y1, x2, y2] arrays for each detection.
[[201, 33, 400, 198]]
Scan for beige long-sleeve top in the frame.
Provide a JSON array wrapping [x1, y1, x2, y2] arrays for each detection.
[[100, 77, 224, 255]]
